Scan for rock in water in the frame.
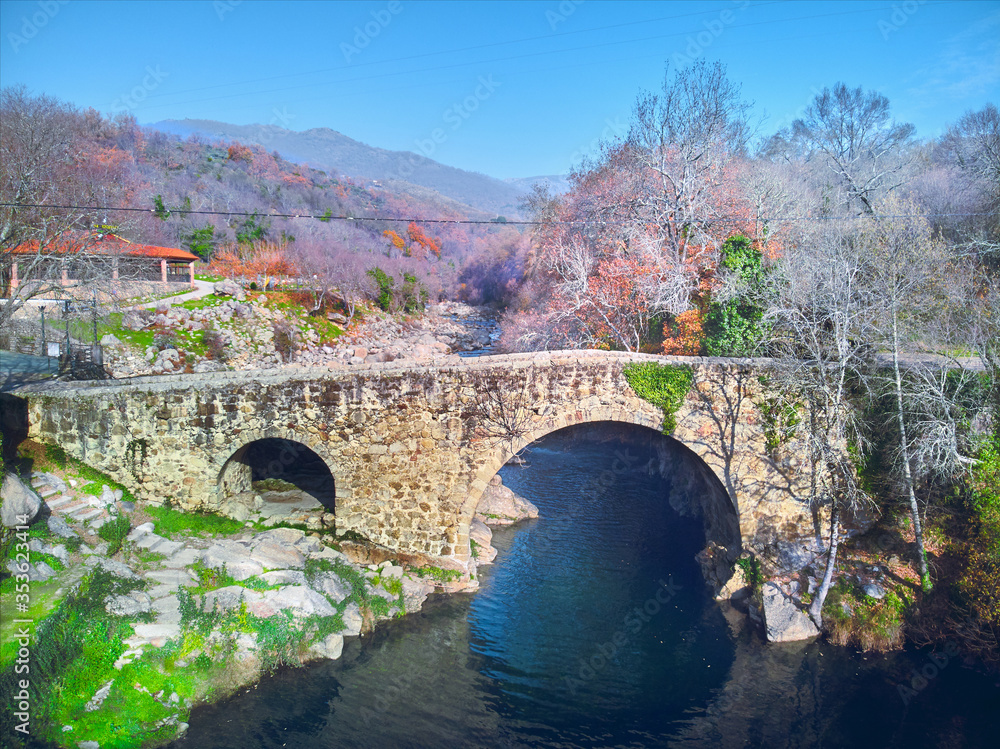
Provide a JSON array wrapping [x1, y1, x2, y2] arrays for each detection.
[[761, 582, 820, 642], [309, 633, 344, 660], [474, 476, 539, 526], [1, 473, 42, 527]]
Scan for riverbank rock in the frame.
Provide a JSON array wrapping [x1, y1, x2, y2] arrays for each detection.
[[469, 518, 498, 564], [474, 476, 539, 527], [761, 582, 820, 643], [1, 473, 42, 527], [309, 633, 344, 660]]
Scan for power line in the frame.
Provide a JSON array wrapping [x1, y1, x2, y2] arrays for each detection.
[[1, 202, 995, 227]]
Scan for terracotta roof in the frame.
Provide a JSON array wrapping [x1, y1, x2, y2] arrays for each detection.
[[10, 232, 198, 262]]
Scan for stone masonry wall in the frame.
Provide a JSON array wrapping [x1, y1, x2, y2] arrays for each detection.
[[16, 351, 819, 568]]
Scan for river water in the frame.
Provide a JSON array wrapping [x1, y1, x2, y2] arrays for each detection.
[[173, 428, 999, 749]]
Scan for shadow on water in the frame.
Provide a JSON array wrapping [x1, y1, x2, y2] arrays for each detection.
[[172, 426, 1000, 749]]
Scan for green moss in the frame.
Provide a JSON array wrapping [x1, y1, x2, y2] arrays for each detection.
[[411, 565, 462, 583], [623, 361, 694, 434], [146, 504, 246, 539]]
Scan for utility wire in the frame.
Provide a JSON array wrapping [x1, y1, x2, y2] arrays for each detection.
[[1, 202, 995, 227]]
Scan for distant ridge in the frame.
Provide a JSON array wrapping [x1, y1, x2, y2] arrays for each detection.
[[149, 119, 561, 218]]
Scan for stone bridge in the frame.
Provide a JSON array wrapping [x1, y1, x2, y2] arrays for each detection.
[[5, 351, 819, 572]]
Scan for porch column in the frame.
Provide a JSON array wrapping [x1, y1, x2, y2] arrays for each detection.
[[160, 258, 167, 285], [189, 261, 195, 288], [10, 261, 17, 289], [112, 256, 119, 281]]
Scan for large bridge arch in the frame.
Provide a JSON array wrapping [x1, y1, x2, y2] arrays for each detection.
[[451, 402, 742, 566]]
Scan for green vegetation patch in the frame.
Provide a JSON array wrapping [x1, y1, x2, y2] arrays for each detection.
[[145, 504, 246, 539], [623, 361, 694, 434], [823, 578, 910, 652]]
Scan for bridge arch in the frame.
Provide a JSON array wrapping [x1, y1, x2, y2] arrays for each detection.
[[453, 403, 742, 566], [214, 427, 343, 516]]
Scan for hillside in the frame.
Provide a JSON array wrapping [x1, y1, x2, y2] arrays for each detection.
[[151, 119, 531, 218]]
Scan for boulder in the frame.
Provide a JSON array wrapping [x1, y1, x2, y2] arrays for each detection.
[[469, 518, 492, 547], [259, 569, 306, 586], [122, 312, 147, 331], [47, 515, 78, 539], [474, 478, 539, 526], [1, 473, 42, 527], [401, 576, 434, 613], [341, 602, 363, 636], [250, 541, 306, 570], [202, 541, 264, 581], [213, 279, 246, 301], [258, 585, 336, 619], [309, 633, 344, 661], [100, 333, 122, 347], [96, 558, 142, 581], [863, 583, 887, 600], [106, 591, 153, 616], [313, 572, 351, 604], [761, 582, 820, 642], [202, 586, 263, 613]]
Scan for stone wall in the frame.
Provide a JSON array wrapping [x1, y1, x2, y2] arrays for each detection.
[[13, 351, 821, 569]]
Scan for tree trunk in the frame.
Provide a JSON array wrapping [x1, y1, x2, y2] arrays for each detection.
[[808, 502, 841, 628], [891, 309, 933, 592]]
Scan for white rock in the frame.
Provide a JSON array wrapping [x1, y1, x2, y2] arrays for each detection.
[[761, 582, 820, 642], [1, 473, 42, 527]]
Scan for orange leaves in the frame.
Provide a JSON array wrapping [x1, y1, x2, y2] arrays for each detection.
[[227, 142, 253, 162], [406, 222, 442, 260], [382, 224, 441, 260], [383, 229, 406, 250], [209, 240, 296, 280], [662, 309, 704, 355]]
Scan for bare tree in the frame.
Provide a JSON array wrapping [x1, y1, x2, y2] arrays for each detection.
[[764, 219, 877, 627], [862, 200, 952, 591], [1, 86, 142, 332], [627, 60, 753, 268], [783, 83, 915, 215]]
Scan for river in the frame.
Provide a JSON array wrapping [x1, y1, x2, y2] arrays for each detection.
[[171, 428, 999, 749]]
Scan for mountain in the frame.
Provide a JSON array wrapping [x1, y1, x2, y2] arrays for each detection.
[[504, 175, 572, 196], [150, 119, 532, 218]]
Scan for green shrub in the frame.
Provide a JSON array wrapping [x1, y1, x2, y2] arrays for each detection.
[[623, 362, 694, 434], [96, 514, 131, 555]]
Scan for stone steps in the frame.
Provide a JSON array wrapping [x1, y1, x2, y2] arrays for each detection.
[[44, 494, 75, 511]]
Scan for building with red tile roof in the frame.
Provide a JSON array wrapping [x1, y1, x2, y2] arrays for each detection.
[[6, 231, 197, 289]]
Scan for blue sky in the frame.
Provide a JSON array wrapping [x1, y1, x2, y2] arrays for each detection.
[[1, 0, 998, 179]]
